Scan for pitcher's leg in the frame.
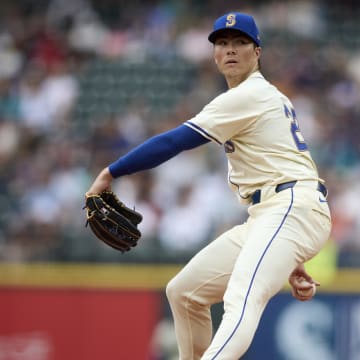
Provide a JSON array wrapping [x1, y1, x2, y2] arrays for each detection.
[[201, 192, 331, 359], [201, 231, 299, 359], [166, 225, 246, 360]]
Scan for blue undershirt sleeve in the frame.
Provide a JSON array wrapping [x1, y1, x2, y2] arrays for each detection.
[[108, 124, 210, 178]]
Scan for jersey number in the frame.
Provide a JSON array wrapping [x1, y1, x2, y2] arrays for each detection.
[[284, 104, 308, 151]]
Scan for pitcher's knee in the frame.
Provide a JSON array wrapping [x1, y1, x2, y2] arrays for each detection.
[[166, 275, 195, 308], [166, 277, 181, 304]]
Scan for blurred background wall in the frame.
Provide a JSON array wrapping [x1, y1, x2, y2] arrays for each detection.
[[0, 0, 359, 359]]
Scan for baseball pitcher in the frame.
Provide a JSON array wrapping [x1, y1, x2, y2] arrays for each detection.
[[86, 12, 332, 359]]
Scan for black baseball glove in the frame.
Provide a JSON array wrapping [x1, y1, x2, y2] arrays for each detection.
[[84, 191, 143, 252]]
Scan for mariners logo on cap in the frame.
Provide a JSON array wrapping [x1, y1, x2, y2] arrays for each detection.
[[226, 14, 236, 27]]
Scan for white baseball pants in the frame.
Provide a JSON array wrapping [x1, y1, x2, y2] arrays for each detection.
[[166, 181, 331, 359]]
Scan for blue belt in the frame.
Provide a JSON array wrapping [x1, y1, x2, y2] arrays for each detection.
[[251, 181, 328, 205]]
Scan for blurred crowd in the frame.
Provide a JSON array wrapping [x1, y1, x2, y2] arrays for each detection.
[[0, 0, 360, 266]]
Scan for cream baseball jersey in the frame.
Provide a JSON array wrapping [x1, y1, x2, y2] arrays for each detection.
[[185, 71, 321, 203]]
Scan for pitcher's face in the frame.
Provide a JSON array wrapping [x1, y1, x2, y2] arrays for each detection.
[[213, 30, 261, 87]]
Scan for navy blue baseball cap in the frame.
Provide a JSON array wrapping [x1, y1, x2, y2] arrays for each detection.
[[208, 12, 261, 46]]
